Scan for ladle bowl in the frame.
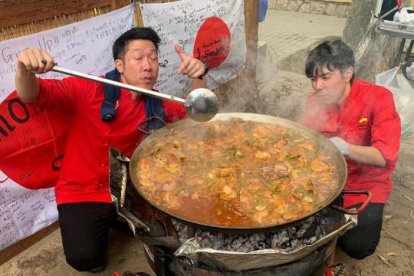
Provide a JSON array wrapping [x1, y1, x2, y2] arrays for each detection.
[[185, 88, 218, 122]]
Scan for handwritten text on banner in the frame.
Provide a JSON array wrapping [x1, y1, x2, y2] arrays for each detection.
[[0, 4, 134, 251], [140, 0, 246, 97]]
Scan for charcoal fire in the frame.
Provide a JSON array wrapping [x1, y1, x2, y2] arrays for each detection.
[[172, 215, 322, 253]]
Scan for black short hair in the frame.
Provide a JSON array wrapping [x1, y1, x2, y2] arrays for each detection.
[[112, 27, 161, 60], [305, 39, 355, 81]]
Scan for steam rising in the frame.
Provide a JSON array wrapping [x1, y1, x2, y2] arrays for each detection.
[[220, 39, 312, 123]]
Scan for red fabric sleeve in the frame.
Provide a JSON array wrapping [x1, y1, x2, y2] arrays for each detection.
[[36, 77, 97, 113], [370, 89, 401, 166]]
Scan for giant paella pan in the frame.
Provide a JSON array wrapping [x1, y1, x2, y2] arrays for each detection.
[[129, 113, 369, 232]]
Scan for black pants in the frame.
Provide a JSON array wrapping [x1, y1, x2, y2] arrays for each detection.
[[338, 203, 385, 260], [58, 202, 120, 272]]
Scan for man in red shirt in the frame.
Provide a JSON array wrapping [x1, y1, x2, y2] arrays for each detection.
[[301, 39, 401, 259], [15, 27, 208, 272]]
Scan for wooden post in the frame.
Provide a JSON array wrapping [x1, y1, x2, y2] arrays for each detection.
[[245, 0, 259, 81]]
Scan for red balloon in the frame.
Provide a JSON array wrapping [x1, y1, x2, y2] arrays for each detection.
[[193, 16, 231, 69], [0, 91, 68, 189]]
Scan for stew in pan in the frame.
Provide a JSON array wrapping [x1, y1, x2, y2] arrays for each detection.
[[134, 118, 339, 228]]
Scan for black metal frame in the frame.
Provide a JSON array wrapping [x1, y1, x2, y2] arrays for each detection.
[[394, 38, 414, 79]]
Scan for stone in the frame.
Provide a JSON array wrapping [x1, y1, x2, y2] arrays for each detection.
[[295, 0, 304, 7], [336, 4, 350, 18], [269, 0, 352, 17], [298, 3, 311, 13], [268, 0, 277, 9], [287, 1, 299, 11], [342, 0, 401, 82], [325, 3, 338, 16], [309, 2, 326, 15], [275, 0, 289, 9]]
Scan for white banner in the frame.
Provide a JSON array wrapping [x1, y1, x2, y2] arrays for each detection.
[[0, 4, 135, 251], [140, 0, 246, 97]]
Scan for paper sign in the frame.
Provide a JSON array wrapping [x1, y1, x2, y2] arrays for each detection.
[[140, 0, 246, 96]]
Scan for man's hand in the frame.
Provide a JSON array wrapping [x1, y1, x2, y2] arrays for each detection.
[[329, 136, 349, 156], [15, 49, 54, 103], [174, 44, 206, 79], [17, 48, 54, 75]]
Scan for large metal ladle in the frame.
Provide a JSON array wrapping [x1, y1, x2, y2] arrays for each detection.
[[50, 65, 219, 122]]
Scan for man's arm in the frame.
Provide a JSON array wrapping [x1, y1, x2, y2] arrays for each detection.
[[189, 75, 207, 90], [348, 144, 387, 167], [343, 89, 401, 168], [174, 44, 207, 90], [330, 137, 387, 167], [15, 49, 54, 103]]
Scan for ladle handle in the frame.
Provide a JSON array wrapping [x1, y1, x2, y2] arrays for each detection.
[[50, 65, 186, 105]]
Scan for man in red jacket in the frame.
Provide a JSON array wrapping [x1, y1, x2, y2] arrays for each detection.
[[301, 39, 401, 259], [15, 27, 208, 272]]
